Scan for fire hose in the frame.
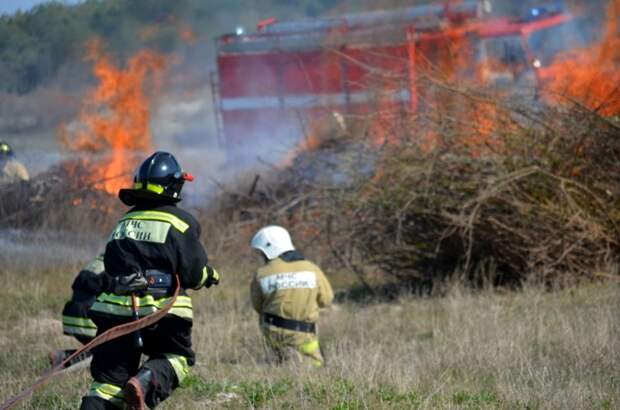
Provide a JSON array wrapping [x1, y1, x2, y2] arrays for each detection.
[[0, 275, 180, 410]]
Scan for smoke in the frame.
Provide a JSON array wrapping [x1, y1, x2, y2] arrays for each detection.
[[60, 0, 611, 208], [149, 86, 305, 207], [0, 228, 102, 273]]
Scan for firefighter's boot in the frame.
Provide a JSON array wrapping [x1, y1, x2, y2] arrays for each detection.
[[124, 368, 155, 410], [48, 349, 93, 370]]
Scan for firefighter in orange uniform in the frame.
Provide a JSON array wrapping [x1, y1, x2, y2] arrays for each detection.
[[250, 225, 334, 367]]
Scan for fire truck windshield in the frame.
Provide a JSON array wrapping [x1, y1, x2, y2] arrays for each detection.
[[527, 17, 597, 67], [477, 34, 534, 87], [481, 35, 528, 67]]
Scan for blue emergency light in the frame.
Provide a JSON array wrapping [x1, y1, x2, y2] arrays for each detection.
[[522, 1, 566, 22]]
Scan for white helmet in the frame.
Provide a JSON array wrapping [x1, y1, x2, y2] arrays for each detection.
[[251, 225, 295, 260]]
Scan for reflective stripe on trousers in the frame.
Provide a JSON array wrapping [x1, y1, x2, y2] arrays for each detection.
[[165, 353, 190, 384], [263, 327, 324, 368], [90, 293, 193, 320], [299, 339, 323, 367], [86, 381, 124, 406]]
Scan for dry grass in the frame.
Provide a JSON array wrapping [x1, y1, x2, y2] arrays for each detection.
[[1, 99, 618, 410], [0, 259, 617, 409], [1, 38, 619, 409]]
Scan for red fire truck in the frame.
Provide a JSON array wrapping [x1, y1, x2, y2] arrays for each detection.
[[212, 1, 593, 147]]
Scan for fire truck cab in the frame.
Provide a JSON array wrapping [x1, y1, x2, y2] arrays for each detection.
[[473, 4, 596, 88], [212, 1, 588, 147]]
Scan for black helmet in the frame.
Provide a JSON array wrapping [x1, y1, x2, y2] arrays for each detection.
[[0, 141, 13, 157], [118, 151, 194, 206]]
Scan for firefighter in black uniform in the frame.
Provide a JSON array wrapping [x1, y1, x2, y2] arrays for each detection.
[[49, 253, 105, 369], [80, 151, 220, 410]]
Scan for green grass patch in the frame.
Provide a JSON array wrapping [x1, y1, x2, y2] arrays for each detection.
[[182, 374, 229, 398], [235, 378, 294, 407], [451, 389, 501, 408]]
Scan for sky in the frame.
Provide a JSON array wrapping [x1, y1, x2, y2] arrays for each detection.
[[0, 0, 80, 16]]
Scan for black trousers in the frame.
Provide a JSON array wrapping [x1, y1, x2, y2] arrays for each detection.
[[80, 315, 194, 409]]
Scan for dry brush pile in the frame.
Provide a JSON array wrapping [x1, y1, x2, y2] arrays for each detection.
[[2, 85, 618, 289], [212, 86, 620, 288], [0, 159, 122, 231]]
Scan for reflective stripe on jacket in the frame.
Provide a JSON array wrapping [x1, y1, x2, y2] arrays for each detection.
[[62, 315, 98, 338], [104, 205, 212, 293], [90, 293, 193, 321]]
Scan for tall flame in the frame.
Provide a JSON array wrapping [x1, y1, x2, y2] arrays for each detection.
[[59, 40, 167, 194], [541, 0, 620, 116]]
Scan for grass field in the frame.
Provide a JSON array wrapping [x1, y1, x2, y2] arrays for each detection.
[[0, 243, 618, 409]]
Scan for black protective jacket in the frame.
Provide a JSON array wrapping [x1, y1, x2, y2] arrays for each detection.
[[104, 203, 210, 290], [90, 202, 215, 323]]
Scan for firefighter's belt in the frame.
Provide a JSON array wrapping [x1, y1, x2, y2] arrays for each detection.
[[143, 269, 174, 297], [263, 313, 316, 333], [116, 270, 174, 298]]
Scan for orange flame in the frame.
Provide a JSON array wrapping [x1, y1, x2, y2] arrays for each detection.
[[540, 0, 620, 116], [59, 40, 167, 194], [180, 25, 198, 45]]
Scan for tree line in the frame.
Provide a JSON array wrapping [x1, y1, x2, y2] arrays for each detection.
[[0, 0, 339, 94]]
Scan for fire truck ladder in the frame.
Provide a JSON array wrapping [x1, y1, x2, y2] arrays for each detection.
[[209, 70, 225, 147]]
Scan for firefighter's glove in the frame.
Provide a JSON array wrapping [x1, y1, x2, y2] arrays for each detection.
[[111, 272, 148, 295], [203, 266, 220, 288]]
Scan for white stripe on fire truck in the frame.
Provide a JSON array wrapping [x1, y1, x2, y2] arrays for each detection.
[[220, 89, 410, 111]]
